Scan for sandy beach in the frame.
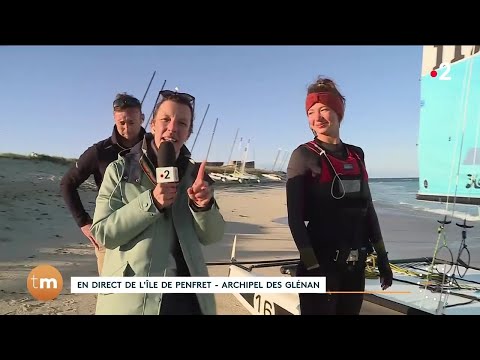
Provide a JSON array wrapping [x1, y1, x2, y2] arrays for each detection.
[[0, 169, 292, 315], [2, 157, 478, 315]]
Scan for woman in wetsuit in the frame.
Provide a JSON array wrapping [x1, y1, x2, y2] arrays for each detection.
[[286, 76, 393, 315]]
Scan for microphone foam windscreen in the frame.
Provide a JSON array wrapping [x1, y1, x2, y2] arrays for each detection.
[[157, 141, 176, 167]]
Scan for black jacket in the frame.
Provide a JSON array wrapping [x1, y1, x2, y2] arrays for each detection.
[[60, 126, 146, 227]]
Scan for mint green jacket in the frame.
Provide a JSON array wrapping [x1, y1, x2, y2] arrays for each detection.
[[91, 136, 225, 315]]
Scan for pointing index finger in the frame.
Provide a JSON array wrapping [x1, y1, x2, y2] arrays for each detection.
[[195, 160, 206, 184]]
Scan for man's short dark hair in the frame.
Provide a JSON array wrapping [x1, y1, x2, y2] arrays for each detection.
[[113, 93, 141, 111]]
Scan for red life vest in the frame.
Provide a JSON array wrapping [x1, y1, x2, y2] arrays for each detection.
[[301, 140, 371, 251], [303, 140, 368, 184], [302, 140, 370, 215]]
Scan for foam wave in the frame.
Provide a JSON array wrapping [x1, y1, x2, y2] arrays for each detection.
[[424, 209, 480, 221], [414, 206, 480, 222], [394, 199, 480, 222]]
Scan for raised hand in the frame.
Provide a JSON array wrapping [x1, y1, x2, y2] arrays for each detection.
[[187, 160, 213, 208]]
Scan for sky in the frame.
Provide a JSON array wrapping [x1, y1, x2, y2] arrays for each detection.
[[0, 46, 423, 178]]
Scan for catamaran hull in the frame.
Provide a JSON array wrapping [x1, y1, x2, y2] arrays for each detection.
[[228, 264, 300, 315], [227, 258, 480, 315], [222, 235, 480, 315], [416, 194, 480, 205]]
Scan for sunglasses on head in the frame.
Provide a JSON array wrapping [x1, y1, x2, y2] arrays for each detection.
[[113, 97, 141, 110], [159, 90, 195, 107]]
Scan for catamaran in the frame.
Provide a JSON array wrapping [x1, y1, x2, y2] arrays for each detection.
[[220, 234, 480, 315]]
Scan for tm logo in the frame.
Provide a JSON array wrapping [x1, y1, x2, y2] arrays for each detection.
[[466, 174, 480, 189], [27, 264, 63, 301]]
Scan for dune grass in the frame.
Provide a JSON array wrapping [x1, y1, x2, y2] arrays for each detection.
[[0, 153, 77, 166], [0, 152, 284, 175]]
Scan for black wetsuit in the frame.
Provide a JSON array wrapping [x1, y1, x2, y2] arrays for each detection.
[[286, 137, 383, 315], [60, 126, 146, 228]]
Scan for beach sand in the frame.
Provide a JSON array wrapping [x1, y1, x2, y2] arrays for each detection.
[[0, 172, 401, 315], [4, 159, 476, 315]]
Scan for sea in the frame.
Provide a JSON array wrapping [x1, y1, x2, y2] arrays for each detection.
[[369, 177, 480, 222]]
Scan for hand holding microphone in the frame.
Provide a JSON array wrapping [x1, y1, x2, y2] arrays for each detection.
[[152, 141, 179, 210], [187, 160, 213, 208]]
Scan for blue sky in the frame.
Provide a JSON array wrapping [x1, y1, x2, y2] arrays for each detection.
[[0, 46, 422, 178]]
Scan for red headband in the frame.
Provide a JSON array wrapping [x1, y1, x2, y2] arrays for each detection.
[[305, 92, 344, 120]]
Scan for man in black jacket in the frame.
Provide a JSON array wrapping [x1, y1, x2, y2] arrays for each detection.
[[60, 93, 146, 275]]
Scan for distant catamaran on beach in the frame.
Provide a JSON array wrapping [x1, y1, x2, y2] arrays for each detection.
[[417, 45, 480, 206]]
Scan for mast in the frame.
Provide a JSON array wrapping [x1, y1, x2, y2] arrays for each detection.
[[271, 148, 282, 171], [190, 104, 211, 154], [148, 79, 167, 124], [205, 118, 218, 161], [226, 128, 239, 167], [240, 138, 250, 174], [278, 150, 289, 171], [140, 71, 156, 105]]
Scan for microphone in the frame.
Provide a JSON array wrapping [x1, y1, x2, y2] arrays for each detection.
[[156, 141, 179, 183]]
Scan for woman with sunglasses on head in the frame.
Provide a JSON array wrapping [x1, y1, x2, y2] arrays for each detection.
[[286, 76, 393, 315], [91, 90, 225, 315], [60, 93, 146, 276]]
